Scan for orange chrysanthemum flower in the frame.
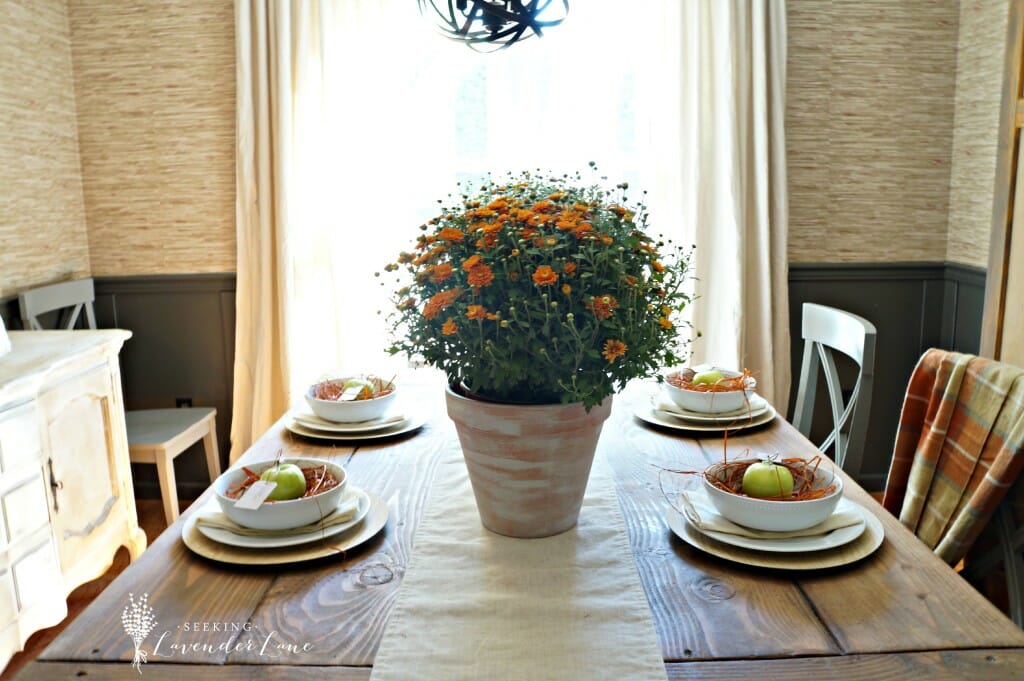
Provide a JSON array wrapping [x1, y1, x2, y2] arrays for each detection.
[[532, 266, 558, 286], [467, 264, 495, 287], [423, 288, 461, 320], [588, 294, 619, 320], [564, 262, 577, 275], [602, 339, 627, 362], [561, 284, 572, 295], [466, 305, 487, 321], [658, 316, 673, 330], [651, 260, 665, 273], [476, 234, 498, 250], [438, 227, 465, 242], [462, 255, 482, 271], [430, 263, 453, 283], [442, 318, 458, 335]]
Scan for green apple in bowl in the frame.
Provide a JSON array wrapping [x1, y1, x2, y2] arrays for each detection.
[[692, 369, 724, 386], [260, 463, 307, 501], [342, 378, 374, 396], [741, 460, 794, 498]]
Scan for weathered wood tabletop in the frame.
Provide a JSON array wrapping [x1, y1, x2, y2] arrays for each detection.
[[16, 379, 1024, 680]]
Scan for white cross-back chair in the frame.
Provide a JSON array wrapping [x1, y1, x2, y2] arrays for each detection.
[[18, 278, 221, 525], [791, 303, 877, 478]]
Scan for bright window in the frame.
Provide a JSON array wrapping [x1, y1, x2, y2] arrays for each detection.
[[286, 1, 688, 396]]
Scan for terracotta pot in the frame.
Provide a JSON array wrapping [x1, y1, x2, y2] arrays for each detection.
[[445, 384, 613, 538]]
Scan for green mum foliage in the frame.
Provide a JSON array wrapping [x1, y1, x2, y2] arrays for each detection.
[[384, 167, 693, 409]]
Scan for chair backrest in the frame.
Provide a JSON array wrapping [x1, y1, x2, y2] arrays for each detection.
[[18, 278, 98, 331], [791, 302, 877, 478], [884, 349, 1024, 625]]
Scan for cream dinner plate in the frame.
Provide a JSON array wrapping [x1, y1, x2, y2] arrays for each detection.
[[290, 409, 408, 434], [286, 414, 426, 441], [653, 392, 770, 424], [666, 499, 885, 570], [182, 490, 389, 565], [193, 486, 371, 549], [635, 401, 777, 433], [681, 493, 868, 554]]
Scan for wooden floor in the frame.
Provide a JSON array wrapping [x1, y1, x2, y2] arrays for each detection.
[[1, 499, 183, 681]]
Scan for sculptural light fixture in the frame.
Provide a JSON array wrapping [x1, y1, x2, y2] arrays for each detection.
[[418, 0, 569, 51]]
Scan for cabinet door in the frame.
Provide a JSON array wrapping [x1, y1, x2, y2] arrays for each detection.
[[38, 364, 133, 590], [0, 401, 66, 670]]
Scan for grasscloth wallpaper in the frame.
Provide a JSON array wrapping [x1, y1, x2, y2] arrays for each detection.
[[0, 0, 90, 299], [0, 1, 1003, 296], [786, 0, 960, 264], [69, 0, 236, 275], [947, 0, 1008, 268]]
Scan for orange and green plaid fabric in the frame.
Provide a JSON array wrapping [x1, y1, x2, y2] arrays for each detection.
[[882, 348, 1024, 565]]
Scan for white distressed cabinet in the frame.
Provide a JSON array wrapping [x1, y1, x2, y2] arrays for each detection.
[[0, 330, 146, 671]]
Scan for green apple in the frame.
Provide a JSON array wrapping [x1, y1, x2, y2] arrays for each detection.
[[342, 378, 374, 397], [260, 463, 307, 501], [692, 369, 725, 386], [741, 461, 794, 498]]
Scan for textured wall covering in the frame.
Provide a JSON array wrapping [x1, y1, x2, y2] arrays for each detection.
[[68, 0, 236, 276], [787, 1, 960, 263], [946, 0, 1008, 268], [0, 0, 91, 298]]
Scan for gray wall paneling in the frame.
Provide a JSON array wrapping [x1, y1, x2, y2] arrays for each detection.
[[93, 275, 235, 500], [787, 263, 985, 491]]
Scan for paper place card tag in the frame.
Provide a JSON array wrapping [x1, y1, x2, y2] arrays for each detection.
[[234, 480, 276, 509], [340, 385, 364, 401]]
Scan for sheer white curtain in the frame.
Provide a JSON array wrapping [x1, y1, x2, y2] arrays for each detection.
[[232, 0, 790, 459], [678, 0, 790, 408]]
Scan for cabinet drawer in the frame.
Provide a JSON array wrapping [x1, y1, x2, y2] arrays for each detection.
[[2, 474, 51, 545], [0, 403, 42, 475]]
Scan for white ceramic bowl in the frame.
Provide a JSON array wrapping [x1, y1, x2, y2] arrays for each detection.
[[702, 458, 843, 532], [665, 367, 756, 414], [213, 457, 348, 530], [305, 377, 397, 423]]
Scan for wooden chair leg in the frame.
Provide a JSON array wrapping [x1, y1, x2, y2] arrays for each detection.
[[202, 416, 222, 482], [154, 451, 179, 526]]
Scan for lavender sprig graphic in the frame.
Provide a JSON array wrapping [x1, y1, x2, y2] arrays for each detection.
[[121, 593, 157, 673]]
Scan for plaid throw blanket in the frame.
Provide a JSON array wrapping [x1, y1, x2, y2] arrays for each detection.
[[882, 349, 1024, 565]]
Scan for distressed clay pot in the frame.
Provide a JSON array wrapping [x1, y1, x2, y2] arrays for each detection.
[[445, 384, 613, 538]]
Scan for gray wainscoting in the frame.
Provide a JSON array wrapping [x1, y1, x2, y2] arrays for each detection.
[[788, 262, 985, 491], [92, 274, 237, 499], [0, 263, 985, 497]]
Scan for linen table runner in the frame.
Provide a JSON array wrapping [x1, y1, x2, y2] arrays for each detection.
[[370, 447, 668, 681]]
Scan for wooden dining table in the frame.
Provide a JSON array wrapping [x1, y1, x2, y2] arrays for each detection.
[[15, 375, 1024, 680]]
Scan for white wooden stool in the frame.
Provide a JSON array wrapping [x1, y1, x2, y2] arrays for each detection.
[[126, 407, 221, 525]]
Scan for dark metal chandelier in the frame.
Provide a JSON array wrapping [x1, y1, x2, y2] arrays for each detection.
[[418, 0, 569, 51]]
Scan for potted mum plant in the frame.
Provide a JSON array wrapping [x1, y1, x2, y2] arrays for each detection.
[[385, 165, 692, 537]]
